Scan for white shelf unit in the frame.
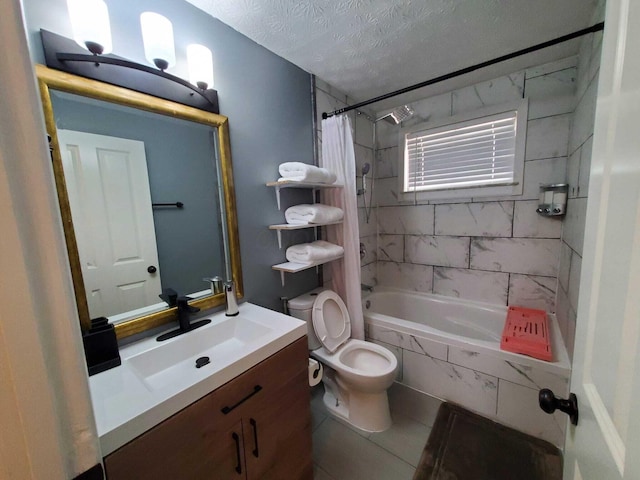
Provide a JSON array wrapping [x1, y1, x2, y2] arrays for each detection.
[[271, 254, 344, 286], [267, 179, 344, 285], [268, 221, 343, 248], [266, 180, 343, 210]]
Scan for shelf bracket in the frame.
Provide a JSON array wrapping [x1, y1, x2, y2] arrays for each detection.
[[276, 230, 283, 249], [275, 186, 282, 210], [280, 271, 285, 286]]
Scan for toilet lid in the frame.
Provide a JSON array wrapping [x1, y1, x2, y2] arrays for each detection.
[[312, 290, 351, 353]]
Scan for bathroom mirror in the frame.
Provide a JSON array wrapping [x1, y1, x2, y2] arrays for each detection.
[[37, 65, 242, 339]]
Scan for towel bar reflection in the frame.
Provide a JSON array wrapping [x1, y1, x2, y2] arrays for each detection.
[[152, 202, 184, 208]]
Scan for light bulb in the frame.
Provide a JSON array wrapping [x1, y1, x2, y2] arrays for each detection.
[[67, 0, 112, 54], [187, 44, 214, 89], [140, 12, 175, 70]]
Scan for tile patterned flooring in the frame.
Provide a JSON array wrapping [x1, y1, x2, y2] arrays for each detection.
[[311, 382, 443, 480]]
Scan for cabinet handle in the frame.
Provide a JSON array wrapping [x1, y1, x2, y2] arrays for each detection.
[[221, 385, 262, 414], [232, 432, 242, 475], [250, 418, 259, 458]]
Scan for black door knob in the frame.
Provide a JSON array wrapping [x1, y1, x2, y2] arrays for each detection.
[[539, 388, 579, 425], [147, 265, 157, 274]]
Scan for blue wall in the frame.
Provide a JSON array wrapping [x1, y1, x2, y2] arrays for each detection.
[[22, 0, 319, 311]]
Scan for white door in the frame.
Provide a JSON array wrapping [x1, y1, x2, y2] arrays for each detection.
[[58, 130, 162, 319], [562, 0, 640, 478]]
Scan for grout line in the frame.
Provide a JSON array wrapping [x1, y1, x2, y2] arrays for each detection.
[[313, 463, 338, 480], [525, 63, 578, 81], [313, 411, 329, 432], [366, 430, 422, 470], [432, 265, 435, 293], [432, 204, 436, 235], [510, 201, 515, 238], [527, 111, 574, 122], [524, 155, 569, 163]]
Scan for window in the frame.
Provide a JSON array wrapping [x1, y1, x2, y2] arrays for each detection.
[[400, 100, 527, 200]]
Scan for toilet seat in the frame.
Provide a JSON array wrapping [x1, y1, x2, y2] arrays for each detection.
[[312, 290, 351, 353], [312, 338, 397, 379]]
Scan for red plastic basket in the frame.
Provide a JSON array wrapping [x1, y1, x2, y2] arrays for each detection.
[[500, 306, 552, 361]]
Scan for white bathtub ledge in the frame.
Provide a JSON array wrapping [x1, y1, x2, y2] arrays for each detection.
[[367, 324, 448, 361]]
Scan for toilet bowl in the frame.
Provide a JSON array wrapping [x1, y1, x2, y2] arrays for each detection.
[[289, 289, 397, 432]]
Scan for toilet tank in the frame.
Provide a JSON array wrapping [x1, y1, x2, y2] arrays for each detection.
[[288, 288, 324, 350]]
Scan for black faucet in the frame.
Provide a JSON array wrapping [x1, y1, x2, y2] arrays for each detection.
[[157, 295, 211, 342], [159, 288, 178, 307], [177, 296, 200, 332]]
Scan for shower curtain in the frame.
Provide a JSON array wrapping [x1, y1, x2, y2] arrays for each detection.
[[320, 115, 364, 340]]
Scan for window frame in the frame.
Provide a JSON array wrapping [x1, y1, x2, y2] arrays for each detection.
[[398, 99, 528, 202]]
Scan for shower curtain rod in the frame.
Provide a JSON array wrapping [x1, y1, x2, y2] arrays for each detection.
[[322, 22, 605, 119]]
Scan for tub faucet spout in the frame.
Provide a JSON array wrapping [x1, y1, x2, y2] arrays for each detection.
[[361, 283, 374, 292]]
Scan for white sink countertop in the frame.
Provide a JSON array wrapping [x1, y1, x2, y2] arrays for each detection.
[[89, 302, 306, 455]]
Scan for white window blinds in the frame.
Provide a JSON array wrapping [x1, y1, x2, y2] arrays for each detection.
[[404, 110, 518, 192]]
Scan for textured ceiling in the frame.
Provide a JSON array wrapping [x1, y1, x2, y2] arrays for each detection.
[[185, 0, 597, 111]]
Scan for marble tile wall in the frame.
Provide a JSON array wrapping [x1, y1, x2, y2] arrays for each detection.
[[314, 7, 602, 356], [373, 57, 578, 313], [556, 0, 605, 359]]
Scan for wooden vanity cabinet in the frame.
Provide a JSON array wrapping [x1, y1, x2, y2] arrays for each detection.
[[104, 337, 313, 480]]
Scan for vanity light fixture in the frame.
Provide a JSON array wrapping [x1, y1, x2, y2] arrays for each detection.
[[140, 12, 176, 71], [44, 8, 217, 112], [66, 0, 112, 55], [187, 44, 214, 90], [40, 29, 220, 114]]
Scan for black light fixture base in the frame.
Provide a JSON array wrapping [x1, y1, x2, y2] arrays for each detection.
[[41, 29, 219, 114], [153, 58, 169, 71], [84, 41, 104, 55]]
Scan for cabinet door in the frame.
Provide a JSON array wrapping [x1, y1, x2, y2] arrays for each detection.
[[242, 341, 313, 480], [105, 411, 245, 480]]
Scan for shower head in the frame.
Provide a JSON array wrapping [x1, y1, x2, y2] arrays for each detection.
[[358, 162, 371, 196], [376, 105, 415, 125]]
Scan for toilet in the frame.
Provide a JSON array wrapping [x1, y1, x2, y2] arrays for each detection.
[[288, 288, 397, 432]]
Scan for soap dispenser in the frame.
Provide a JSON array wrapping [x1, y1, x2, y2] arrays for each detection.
[[224, 280, 239, 316], [203, 276, 224, 294]]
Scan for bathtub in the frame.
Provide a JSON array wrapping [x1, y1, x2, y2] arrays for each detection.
[[362, 287, 571, 447]]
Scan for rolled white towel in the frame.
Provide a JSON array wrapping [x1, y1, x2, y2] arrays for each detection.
[[278, 162, 337, 184], [285, 204, 344, 225], [286, 240, 344, 263]]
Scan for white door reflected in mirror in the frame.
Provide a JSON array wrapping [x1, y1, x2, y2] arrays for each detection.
[[58, 130, 162, 318]]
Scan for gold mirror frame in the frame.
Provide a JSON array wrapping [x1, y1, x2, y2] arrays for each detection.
[[36, 65, 243, 339]]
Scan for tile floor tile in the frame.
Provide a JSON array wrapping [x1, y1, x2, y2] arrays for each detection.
[[311, 380, 446, 478], [313, 418, 415, 480], [311, 406, 328, 432], [388, 383, 442, 428], [314, 464, 336, 480], [368, 412, 432, 467]]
